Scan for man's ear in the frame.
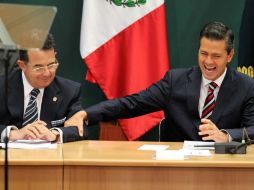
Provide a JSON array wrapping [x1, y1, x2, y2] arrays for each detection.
[[16, 60, 26, 71], [227, 49, 235, 63]]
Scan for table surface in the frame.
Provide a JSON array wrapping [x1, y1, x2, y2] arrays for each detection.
[[62, 141, 254, 168], [1, 140, 253, 190], [0, 143, 63, 165], [0, 140, 253, 167]]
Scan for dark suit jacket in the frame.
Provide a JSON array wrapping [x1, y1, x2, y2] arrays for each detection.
[[86, 66, 254, 141], [0, 69, 84, 142]]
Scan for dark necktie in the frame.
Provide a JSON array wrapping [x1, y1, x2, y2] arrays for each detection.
[[22, 88, 40, 126], [201, 82, 218, 119]]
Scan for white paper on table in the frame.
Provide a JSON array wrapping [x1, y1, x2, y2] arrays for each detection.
[[183, 140, 215, 150], [0, 139, 57, 149], [180, 149, 212, 157], [138, 144, 169, 151], [155, 148, 212, 160], [155, 150, 185, 160]]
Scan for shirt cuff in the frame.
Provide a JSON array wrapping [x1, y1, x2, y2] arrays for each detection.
[[1, 126, 18, 142], [50, 128, 63, 143]]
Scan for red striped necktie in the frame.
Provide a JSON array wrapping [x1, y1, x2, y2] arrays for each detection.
[[201, 82, 218, 119]]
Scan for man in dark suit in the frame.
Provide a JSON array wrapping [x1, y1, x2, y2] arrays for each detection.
[[0, 34, 86, 143], [81, 21, 254, 142]]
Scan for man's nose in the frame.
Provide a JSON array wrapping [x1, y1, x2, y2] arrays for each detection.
[[204, 56, 213, 64], [42, 67, 51, 76]]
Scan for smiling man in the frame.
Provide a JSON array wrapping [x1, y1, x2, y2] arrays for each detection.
[[79, 21, 254, 142], [0, 34, 86, 143]]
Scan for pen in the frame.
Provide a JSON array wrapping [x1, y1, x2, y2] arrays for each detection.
[[194, 145, 215, 147]]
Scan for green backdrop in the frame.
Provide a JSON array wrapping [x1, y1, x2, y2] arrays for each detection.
[[0, 0, 245, 140]]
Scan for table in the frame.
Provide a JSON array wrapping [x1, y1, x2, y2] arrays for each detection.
[[0, 144, 63, 190], [1, 141, 254, 190], [62, 141, 254, 190]]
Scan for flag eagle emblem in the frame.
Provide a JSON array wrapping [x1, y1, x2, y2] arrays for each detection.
[[107, 0, 147, 7]]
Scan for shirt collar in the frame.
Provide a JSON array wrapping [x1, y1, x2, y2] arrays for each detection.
[[22, 71, 44, 98], [202, 68, 227, 87]]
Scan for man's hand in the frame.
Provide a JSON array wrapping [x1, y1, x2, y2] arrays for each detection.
[[64, 110, 87, 136], [40, 129, 60, 142], [9, 120, 59, 142], [9, 120, 47, 140], [198, 118, 229, 142]]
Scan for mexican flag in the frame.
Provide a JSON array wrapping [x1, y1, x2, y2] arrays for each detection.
[[80, 0, 169, 140]]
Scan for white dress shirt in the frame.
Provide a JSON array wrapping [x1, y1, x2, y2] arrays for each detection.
[[22, 72, 44, 118]]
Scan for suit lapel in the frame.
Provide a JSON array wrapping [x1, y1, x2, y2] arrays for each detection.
[[8, 70, 24, 126], [186, 67, 202, 128], [210, 68, 235, 123], [186, 67, 202, 119], [40, 80, 63, 124]]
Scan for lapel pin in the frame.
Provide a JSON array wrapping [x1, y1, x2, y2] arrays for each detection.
[[53, 97, 57, 102]]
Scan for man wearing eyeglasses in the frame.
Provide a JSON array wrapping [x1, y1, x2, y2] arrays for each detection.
[[0, 34, 86, 143]]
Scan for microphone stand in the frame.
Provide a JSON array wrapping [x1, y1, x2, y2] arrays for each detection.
[[1, 47, 10, 190], [4, 51, 9, 190], [1, 45, 18, 190]]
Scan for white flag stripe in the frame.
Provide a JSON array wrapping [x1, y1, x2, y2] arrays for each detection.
[[80, 0, 164, 58]]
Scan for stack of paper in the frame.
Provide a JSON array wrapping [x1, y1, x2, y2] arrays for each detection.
[[0, 139, 57, 149], [182, 141, 215, 150], [138, 141, 213, 161]]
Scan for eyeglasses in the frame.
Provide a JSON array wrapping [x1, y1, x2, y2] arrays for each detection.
[[30, 59, 59, 74]]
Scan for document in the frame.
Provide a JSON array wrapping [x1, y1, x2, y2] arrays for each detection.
[[0, 139, 57, 149], [155, 149, 212, 160], [156, 150, 185, 160], [180, 149, 212, 157], [154, 141, 213, 160], [138, 144, 169, 151], [183, 140, 215, 150]]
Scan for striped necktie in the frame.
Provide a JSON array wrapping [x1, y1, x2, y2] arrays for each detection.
[[22, 88, 40, 126], [201, 82, 218, 119]]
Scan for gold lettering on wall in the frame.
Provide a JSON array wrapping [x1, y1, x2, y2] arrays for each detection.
[[237, 66, 254, 78]]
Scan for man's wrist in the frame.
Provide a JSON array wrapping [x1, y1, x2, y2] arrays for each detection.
[[75, 110, 87, 120], [51, 130, 60, 142], [220, 129, 232, 142], [9, 129, 21, 141]]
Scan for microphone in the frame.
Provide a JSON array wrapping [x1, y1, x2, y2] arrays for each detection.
[[214, 141, 247, 154], [194, 141, 247, 154], [229, 139, 254, 154], [195, 128, 253, 154], [215, 127, 254, 154]]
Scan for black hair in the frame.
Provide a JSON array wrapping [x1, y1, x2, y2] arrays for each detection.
[[199, 22, 234, 54], [19, 33, 56, 62]]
